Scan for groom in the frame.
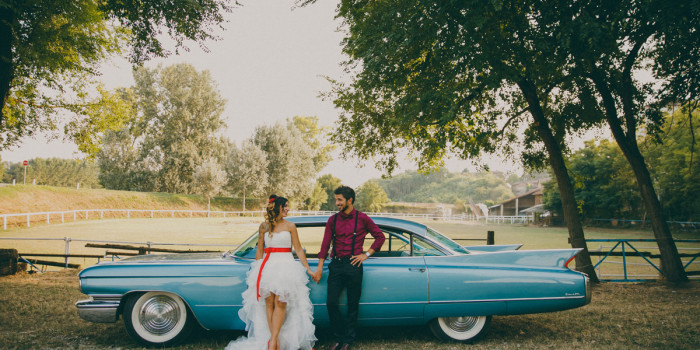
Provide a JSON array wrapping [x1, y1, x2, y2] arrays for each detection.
[[313, 186, 385, 350]]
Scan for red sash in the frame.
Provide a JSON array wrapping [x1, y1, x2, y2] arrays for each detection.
[[256, 247, 292, 301]]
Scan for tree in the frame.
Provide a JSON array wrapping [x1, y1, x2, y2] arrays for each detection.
[[289, 116, 336, 172], [252, 121, 317, 204], [1, 0, 232, 153], [98, 127, 156, 192], [303, 182, 327, 211], [356, 180, 390, 213], [543, 140, 644, 222], [97, 64, 228, 194], [376, 170, 513, 205], [544, 107, 700, 223], [316, 0, 601, 281], [3, 158, 100, 188], [193, 157, 227, 212], [536, 0, 696, 282], [644, 105, 700, 222], [225, 140, 269, 211], [315, 174, 343, 211]]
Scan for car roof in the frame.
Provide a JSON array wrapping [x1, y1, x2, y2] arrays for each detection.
[[287, 215, 429, 237]]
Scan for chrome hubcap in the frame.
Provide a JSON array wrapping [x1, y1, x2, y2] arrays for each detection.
[[139, 295, 181, 335], [443, 316, 479, 332]]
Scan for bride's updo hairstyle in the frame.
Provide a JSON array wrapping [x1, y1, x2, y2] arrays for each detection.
[[265, 194, 288, 234]]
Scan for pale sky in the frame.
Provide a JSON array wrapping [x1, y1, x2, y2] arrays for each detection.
[[0, 0, 519, 187]]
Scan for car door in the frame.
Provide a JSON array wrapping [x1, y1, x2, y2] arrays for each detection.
[[357, 230, 429, 325]]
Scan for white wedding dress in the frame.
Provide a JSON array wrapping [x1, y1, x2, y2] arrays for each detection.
[[225, 231, 316, 350]]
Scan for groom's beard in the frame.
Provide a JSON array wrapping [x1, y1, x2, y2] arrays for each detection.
[[338, 204, 348, 212]]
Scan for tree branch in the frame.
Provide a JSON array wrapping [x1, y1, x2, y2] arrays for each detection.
[[499, 107, 529, 135]]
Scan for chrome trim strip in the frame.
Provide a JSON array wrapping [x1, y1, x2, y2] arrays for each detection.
[[429, 295, 586, 304], [91, 294, 122, 300]]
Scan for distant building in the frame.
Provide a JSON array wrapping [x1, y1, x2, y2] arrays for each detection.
[[489, 187, 543, 216]]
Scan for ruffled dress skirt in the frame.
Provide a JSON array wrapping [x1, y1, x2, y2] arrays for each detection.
[[226, 247, 316, 350]]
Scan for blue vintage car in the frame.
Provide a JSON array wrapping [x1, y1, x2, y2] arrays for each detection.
[[76, 216, 590, 346]]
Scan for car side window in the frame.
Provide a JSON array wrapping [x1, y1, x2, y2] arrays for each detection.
[[371, 230, 444, 257], [411, 234, 445, 256]]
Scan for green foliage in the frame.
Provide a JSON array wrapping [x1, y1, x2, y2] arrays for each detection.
[[225, 140, 269, 209], [98, 64, 227, 194], [0, 0, 232, 153], [324, 0, 607, 175], [356, 180, 390, 213], [303, 182, 327, 211], [2, 158, 99, 188], [544, 106, 700, 222], [376, 169, 513, 205], [315, 174, 343, 211], [643, 106, 700, 221], [193, 157, 227, 210], [543, 139, 643, 220], [289, 116, 335, 172], [252, 121, 317, 205]]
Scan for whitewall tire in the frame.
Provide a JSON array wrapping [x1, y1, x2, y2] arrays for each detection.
[[429, 315, 491, 342], [123, 291, 195, 346]]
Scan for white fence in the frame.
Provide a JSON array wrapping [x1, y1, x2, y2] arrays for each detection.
[[0, 208, 539, 230]]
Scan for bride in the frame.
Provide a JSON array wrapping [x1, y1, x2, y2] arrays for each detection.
[[226, 195, 317, 350]]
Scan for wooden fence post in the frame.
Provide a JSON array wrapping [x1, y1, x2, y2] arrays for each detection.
[[487, 231, 495, 245]]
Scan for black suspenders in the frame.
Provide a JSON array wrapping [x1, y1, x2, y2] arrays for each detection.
[[331, 212, 359, 258]]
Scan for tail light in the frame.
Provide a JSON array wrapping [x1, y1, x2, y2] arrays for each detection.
[[564, 255, 576, 269]]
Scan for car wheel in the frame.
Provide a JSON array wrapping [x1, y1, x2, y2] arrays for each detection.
[[429, 315, 491, 342], [123, 291, 195, 346]]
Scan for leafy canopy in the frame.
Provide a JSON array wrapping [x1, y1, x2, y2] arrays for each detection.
[[0, 0, 233, 153]]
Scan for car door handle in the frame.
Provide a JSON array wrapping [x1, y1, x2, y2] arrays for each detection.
[[409, 267, 425, 272]]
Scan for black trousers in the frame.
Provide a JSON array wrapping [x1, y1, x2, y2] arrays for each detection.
[[326, 257, 363, 344]]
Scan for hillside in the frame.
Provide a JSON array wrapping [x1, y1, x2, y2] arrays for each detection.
[[0, 185, 247, 214]]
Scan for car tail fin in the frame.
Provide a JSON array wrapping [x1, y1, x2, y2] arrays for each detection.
[[564, 253, 577, 269]]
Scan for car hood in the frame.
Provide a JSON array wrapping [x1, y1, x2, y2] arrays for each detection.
[[79, 252, 250, 279], [116, 252, 224, 263]]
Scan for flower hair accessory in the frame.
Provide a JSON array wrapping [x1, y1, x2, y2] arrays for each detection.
[[268, 198, 275, 204]]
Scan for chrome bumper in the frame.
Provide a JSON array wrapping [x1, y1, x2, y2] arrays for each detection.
[[76, 295, 121, 323], [584, 275, 592, 305]]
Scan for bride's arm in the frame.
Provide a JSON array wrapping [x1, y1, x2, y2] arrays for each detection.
[[255, 222, 267, 260], [290, 224, 313, 275]]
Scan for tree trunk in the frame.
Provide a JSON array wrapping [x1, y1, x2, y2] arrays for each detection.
[[621, 142, 688, 282], [242, 187, 246, 212], [518, 78, 600, 283], [590, 69, 688, 283], [0, 7, 15, 125]]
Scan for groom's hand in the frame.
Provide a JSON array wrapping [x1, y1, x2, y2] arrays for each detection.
[[350, 253, 368, 266], [312, 269, 323, 284]]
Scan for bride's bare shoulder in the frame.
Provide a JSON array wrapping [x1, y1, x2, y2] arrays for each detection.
[[259, 222, 270, 233], [280, 220, 296, 230]]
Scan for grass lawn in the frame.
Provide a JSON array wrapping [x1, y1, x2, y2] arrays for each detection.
[[0, 270, 698, 349]]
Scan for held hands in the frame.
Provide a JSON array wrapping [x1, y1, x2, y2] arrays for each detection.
[[350, 253, 368, 267], [312, 268, 323, 284]]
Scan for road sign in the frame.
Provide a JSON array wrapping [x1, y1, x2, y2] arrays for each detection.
[[23, 160, 28, 166]]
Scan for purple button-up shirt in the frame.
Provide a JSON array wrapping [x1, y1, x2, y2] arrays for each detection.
[[318, 209, 385, 260]]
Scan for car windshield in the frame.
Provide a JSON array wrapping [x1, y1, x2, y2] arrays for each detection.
[[233, 233, 258, 259], [425, 227, 469, 254]]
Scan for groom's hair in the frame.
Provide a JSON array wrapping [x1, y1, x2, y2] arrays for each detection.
[[334, 186, 355, 204]]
